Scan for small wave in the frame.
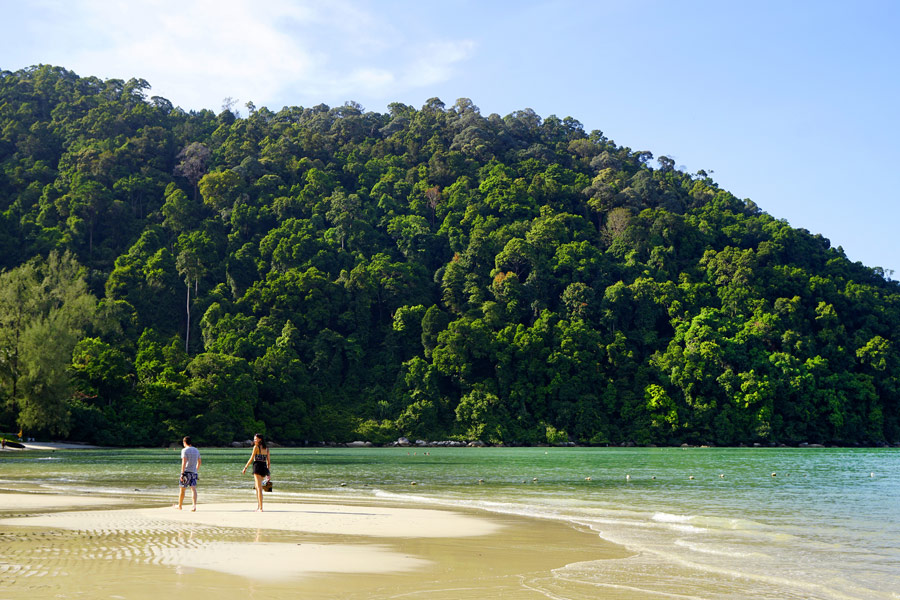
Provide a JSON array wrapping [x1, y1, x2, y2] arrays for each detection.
[[669, 524, 707, 534], [690, 515, 765, 531], [363, 488, 894, 600], [674, 539, 759, 558], [652, 512, 693, 524], [648, 513, 707, 534]]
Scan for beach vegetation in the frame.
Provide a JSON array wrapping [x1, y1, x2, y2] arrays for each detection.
[[1, 65, 899, 446]]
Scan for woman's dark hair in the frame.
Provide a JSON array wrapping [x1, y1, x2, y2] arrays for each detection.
[[254, 434, 267, 449]]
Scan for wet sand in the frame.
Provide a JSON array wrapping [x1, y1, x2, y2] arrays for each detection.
[[0, 492, 632, 599], [0, 491, 130, 510]]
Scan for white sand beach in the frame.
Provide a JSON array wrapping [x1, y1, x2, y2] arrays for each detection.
[[150, 540, 431, 580], [0, 491, 130, 510], [0, 493, 625, 598], [0, 497, 502, 580], [0, 500, 503, 538]]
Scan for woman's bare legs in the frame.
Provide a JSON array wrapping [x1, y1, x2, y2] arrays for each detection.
[[253, 473, 264, 511]]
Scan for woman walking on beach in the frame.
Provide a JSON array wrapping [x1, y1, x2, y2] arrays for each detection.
[[241, 434, 270, 512]]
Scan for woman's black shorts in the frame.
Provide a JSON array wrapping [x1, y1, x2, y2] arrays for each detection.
[[252, 461, 269, 477]]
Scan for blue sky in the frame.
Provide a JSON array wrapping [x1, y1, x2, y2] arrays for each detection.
[[2, 0, 898, 276]]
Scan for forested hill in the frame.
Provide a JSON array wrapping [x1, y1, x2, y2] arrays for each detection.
[[1, 65, 898, 447]]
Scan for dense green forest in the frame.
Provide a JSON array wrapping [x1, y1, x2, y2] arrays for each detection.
[[1, 65, 898, 447]]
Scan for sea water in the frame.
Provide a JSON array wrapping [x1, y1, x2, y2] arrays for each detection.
[[1, 446, 897, 599]]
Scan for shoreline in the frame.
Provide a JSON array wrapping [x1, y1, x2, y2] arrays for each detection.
[[5, 440, 899, 452], [3, 448, 894, 599], [1, 441, 104, 451], [0, 490, 630, 598]]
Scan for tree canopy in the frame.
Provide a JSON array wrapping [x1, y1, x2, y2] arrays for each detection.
[[1, 65, 898, 446]]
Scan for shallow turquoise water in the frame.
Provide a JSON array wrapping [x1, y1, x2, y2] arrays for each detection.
[[2, 446, 898, 599]]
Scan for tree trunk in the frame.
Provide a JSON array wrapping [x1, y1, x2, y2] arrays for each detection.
[[185, 280, 191, 353]]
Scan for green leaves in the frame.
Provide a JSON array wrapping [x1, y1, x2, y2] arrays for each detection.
[[0, 252, 99, 435], [184, 352, 261, 445], [3, 65, 900, 446]]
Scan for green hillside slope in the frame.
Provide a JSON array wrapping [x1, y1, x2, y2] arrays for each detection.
[[1, 65, 897, 446]]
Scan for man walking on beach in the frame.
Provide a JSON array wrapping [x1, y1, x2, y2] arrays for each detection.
[[178, 436, 201, 511]]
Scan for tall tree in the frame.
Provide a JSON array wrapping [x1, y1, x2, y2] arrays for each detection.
[[0, 252, 98, 435], [174, 142, 211, 202], [174, 231, 215, 353]]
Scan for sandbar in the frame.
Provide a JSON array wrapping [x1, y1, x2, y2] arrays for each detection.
[[0, 496, 628, 598], [0, 491, 130, 510], [0, 501, 503, 538], [150, 540, 430, 580]]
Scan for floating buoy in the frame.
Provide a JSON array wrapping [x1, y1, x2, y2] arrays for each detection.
[[689, 476, 695, 480], [719, 474, 725, 478], [478, 478, 484, 484], [651, 476, 656, 480], [771, 473, 777, 477], [585, 476, 592, 481], [625, 474, 631, 481], [410, 481, 417, 486]]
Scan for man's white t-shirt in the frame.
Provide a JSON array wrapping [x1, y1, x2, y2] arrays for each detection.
[[181, 445, 200, 473]]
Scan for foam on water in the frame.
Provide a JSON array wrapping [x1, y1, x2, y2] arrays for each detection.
[[673, 539, 760, 559], [652, 512, 694, 523], [366, 463, 898, 599]]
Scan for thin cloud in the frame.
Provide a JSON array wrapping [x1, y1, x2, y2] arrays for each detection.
[[69, 0, 313, 109], [26, 0, 476, 111], [402, 40, 478, 88]]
